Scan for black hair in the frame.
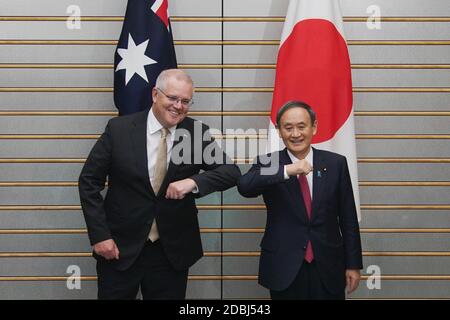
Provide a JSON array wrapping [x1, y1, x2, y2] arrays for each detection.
[[276, 101, 316, 127]]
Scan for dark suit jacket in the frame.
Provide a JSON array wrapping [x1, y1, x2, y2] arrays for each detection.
[[79, 108, 241, 271], [237, 148, 362, 294]]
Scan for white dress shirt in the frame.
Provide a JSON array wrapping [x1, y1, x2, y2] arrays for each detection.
[[146, 109, 176, 190], [146, 109, 199, 193], [284, 147, 314, 199]]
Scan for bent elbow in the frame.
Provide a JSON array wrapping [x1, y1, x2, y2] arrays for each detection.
[[237, 180, 259, 198]]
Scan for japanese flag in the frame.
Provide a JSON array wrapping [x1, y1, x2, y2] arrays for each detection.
[[269, 0, 360, 220]]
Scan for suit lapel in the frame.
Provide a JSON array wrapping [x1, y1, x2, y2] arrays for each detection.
[[130, 108, 155, 197], [312, 147, 326, 220]]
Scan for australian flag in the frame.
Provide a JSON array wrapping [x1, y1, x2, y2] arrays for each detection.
[[114, 0, 177, 115]]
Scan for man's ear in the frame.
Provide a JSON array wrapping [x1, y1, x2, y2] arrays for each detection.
[[312, 120, 318, 135], [276, 125, 282, 138], [151, 87, 158, 103]]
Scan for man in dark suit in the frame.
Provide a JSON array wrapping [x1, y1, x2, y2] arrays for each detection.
[[238, 101, 362, 300], [79, 69, 241, 299]]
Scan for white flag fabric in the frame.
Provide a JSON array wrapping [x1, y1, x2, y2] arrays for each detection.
[[268, 0, 361, 220]]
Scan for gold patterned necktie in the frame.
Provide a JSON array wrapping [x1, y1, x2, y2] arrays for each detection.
[[149, 127, 169, 242]]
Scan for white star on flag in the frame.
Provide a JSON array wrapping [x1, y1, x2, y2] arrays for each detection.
[[116, 34, 157, 85]]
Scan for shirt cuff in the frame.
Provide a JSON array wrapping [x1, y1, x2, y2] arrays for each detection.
[[283, 165, 290, 180], [192, 182, 199, 194]]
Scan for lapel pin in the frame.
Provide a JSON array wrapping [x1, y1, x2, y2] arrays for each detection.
[[317, 170, 322, 178]]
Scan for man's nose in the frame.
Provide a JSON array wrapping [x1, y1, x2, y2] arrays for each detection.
[[292, 128, 301, 137]]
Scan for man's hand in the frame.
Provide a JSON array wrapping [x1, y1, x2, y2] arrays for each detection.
[[286, 159, 313, 176], [166, 178, 197, 200], [93, 239, 120, 260], [346, 269, 361, 294]]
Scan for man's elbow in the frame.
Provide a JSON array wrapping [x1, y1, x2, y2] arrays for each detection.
[[230, 164, 242, 180], [222, 164, 242, 188], [237, 178, 258, 198], [78, 172, 86, 193]]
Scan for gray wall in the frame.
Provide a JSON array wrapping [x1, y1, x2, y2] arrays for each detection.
[[0, 0, 449, 299]]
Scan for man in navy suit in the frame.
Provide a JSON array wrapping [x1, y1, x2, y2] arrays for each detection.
[[238, 101, 362, 300], [79, 69, 241, 299]]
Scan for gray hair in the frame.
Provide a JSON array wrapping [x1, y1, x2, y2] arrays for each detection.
[[155, 69, 194, 91]]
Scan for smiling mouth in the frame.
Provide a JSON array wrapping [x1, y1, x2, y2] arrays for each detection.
[[168, 109, 181, 116]]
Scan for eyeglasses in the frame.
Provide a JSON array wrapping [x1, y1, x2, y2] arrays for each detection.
[[156, 88, 194, 107]]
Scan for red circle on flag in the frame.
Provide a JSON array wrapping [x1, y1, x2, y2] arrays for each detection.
[[271, 19, 353, 143]]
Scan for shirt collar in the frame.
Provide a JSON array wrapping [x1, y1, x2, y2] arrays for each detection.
[[287, 146, 313, 165], [147, 108, 176, 136]]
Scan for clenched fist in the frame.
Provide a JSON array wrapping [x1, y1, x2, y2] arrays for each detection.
[[93, 239, 120, 260], [165, 178, 197, 200], [285, 159, 313, 177]]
